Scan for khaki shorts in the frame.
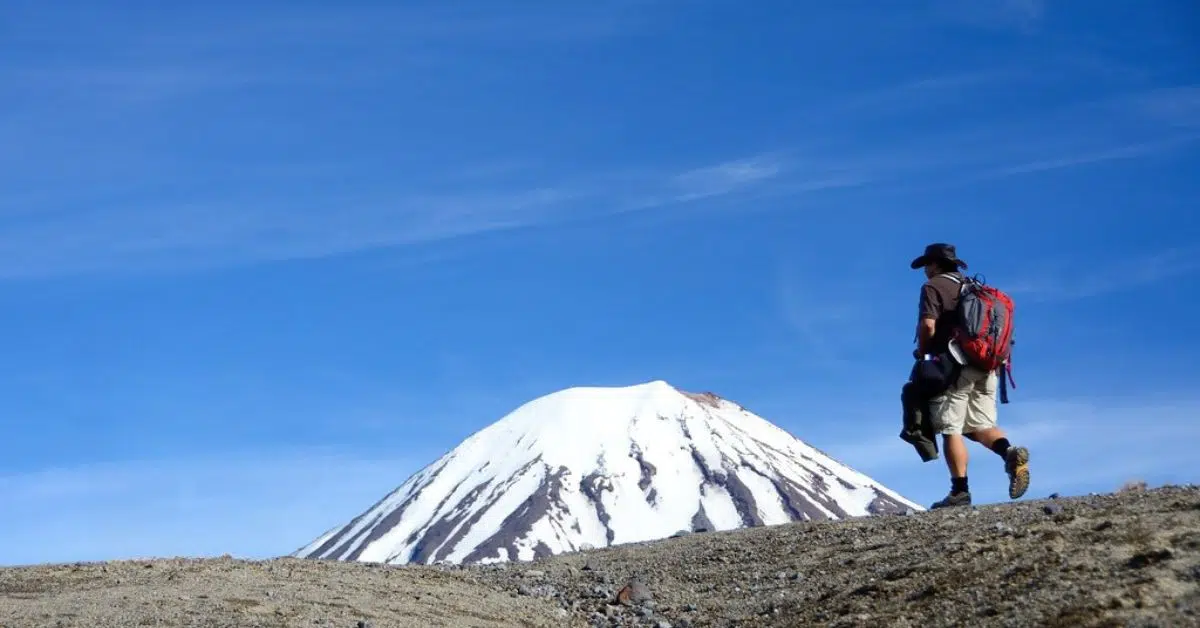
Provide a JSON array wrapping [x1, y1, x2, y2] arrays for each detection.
[[931, 365, 998, 435]]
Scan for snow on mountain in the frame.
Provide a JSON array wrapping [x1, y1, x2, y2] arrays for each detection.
[[294, 380, 922, 566]]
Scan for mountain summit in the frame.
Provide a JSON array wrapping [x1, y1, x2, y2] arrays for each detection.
[[295, 380, 920, 565]]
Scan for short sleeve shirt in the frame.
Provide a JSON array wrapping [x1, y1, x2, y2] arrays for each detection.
[[918, 271, 963, 355]]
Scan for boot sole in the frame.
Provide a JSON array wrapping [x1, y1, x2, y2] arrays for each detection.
[[931, 492, 972, 509], [1006, 447, 1030, 499]]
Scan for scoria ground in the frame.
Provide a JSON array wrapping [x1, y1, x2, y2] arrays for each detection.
[[3, 486, 1198, 627]]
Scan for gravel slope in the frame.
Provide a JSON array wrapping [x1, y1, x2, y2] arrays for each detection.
[[2, 486, 1197, 627]]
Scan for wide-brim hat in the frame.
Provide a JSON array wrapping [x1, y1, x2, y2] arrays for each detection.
[[910, 243, 968, 270]]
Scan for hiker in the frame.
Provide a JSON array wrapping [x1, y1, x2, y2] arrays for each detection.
[[908, 243, 1030, 509]]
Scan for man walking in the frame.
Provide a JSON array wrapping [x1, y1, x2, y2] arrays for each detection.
[[910, 243, 1030, 508]]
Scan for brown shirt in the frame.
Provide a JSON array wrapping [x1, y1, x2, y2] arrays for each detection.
[[917, 271, 963, 355]]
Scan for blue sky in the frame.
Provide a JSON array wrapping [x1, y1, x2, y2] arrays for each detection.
[[2, 0, 1198, 566]]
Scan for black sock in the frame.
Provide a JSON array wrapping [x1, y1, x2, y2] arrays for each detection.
[[991, 438, 1011, 458], [951, 476, 969, 494]]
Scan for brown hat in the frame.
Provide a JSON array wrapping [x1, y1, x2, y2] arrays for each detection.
[[910, 243, 968, 270]]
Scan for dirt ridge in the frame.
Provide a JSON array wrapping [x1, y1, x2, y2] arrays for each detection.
[[2, 486, 1198, 627]]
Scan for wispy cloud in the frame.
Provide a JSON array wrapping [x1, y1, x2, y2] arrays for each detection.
[[0, 448, 433, 566], [1126, 86, 1200, 129], [1007, 248, 1200, 301], [6, 63, 362, 107], [0, 155, 795, 280], [977, 134, 1200, 177], [188, 3, 659, 48], [931, 0, 1047, 34], [776, 265, 867, 371], [3, 3, 659, 110], [669, 158, 784, 202], [832, 68, 1031, 118], [789, 86, 1200, 193], [0, 188, 569, 279], [5, 87, 1193, 282]]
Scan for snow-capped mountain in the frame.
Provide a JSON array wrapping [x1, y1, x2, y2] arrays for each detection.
[[295, 380, 921, 565]]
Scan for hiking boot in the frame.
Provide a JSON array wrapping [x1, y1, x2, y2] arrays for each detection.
[[931, 491, 971, 509], [1005, 446, 1030, 499]]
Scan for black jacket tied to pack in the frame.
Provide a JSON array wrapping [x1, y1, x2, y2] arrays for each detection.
[[899, 353, 962, 462], [899, 379, 938, 462]]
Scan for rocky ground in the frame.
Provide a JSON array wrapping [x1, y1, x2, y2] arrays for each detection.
[[2, 485, 1198, 627]]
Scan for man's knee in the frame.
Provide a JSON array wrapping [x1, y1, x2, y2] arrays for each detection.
[[931, 398, 968, 435], [938, 423, 964, 436], [964, 397, 999, 432], [964, 415, 998, 434], [931, 377, 974, 434], [964, 426, 1003, 441]]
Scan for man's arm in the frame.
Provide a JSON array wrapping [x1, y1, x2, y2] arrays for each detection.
[[915, 317, 937, 356], [914, 283, 940, 357]]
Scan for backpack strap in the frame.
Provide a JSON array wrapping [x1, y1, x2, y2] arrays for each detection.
[[998, 362, 1009, 404], [935, 272, 967, 296], [998, 360, 1016, 404]]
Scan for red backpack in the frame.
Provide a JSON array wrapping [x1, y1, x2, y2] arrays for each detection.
[[943, 274, 1017, 403]]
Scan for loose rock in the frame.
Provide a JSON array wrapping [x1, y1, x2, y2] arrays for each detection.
[[615, 579, 653, 606]]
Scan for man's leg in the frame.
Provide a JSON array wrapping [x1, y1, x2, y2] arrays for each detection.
[[929, 369, 975, 508], [944, 433, 968, 477], [963, 369, 1030, 499]]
